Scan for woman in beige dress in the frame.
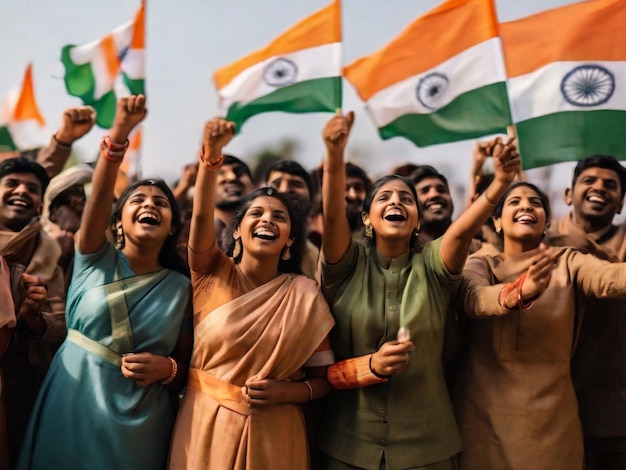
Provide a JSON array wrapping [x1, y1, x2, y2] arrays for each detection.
[[454, 181, 626, 469], [168, 118, 335, 470]]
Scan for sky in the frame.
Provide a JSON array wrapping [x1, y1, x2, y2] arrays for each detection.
[[1, 0, 588, 218]]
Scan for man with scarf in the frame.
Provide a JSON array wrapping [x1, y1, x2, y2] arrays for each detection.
[[0, 157, 65, 467]]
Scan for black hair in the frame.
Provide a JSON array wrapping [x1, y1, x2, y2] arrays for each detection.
[[346, 162, 372, 192], [0, 157, 50, 194], [572, 155, 626, 199], [410, 165, 449, 189], [224, 186, 304, 275], [223, 154, 254, 182], [362, 175, 422, 251], [109, 178, 186, 274], [264, 160, 314, 199]]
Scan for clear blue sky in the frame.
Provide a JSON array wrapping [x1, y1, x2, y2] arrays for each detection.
[[0, 0, 582, 217]]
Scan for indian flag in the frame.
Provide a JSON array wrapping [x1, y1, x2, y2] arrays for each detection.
[[502, 0, 626, 169], [115, 127, 142, 198], [213, 0, 342, 131], [121, 6, 146, 96], [0, 64, 46, 152], [61, 5, 144, 129], [344, 0, 511, 147]]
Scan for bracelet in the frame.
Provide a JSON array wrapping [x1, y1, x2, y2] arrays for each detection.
[[369, 354, 391, 379], [303, 380, 313, 402], [161, 356, 178, 385], [100, 136, 129, 163], [516, 273, 534, 309], [483, 187, 498, 206], [199, 148, 224, 170]]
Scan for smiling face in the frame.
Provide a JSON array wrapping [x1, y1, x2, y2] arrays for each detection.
[[363, 179, 419, 245], [234, 195, 293, 262], [414, 176, 453, 227], [566, 166, 623, 230], [0, 172, 42, 231], [494, 185, 548, 248], [118, 184, 173, 250], [215, 162, 255, 211]]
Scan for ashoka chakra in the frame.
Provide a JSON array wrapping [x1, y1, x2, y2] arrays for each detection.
[[561, 64, 615, 107], [416, 72, 449, 111], [263, 58, 298, 87]]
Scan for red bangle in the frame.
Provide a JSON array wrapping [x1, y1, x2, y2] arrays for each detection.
[[517, 273, 533, 309], [199, 148, 224, 170], [100, 136, 129, 162]]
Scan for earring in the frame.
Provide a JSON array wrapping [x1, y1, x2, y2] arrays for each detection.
[[414, 224, 421, 237], [232, 238, 242, 258], [169, 227, 176, 236], [281, 245, 292, 261], [364, 223, 373, 238], [115, 225, 125, 249]]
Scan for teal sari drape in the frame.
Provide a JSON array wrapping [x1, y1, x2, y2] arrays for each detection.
[[17, 242, 191, 470]]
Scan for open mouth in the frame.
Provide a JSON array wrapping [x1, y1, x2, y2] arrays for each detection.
[[8, 197, 32, 209], [384, 213, 407, 222], [138, 213, 159, 225], [586, 194, 607, 205], [514, 214, 536, 224], [253, 228, 277, 240]]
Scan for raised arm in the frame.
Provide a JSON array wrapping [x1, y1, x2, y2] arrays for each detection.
[[77, 96, 146, 254], [440, 137, 520, 273], [188, 118, 234, 253], [321, 112, 354, 264], [37, 106, 96, 178]]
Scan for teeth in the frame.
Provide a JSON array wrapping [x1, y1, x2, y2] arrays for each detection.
[[516, 215, 535, 223], [428, 203, 443, 210], [138, 214, 158, 225], [588, 196, 605, 203]]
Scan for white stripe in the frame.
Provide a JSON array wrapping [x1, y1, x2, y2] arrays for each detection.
[[218, 42, 341, 110], [90, 48, 116, 100], [68, 21, 132, 66], [121, 49, 145, 80], [0, 89, 19, 125], [364, 38, 507, 127], [7, 121, 47, 149], [509, 60, 626, 123]]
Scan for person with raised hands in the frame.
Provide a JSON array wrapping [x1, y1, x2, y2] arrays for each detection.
[[317, 111, 520, 470], [17, 95, 192, 470], [451, 179, 626, 469], [168, 117, 334, 470]]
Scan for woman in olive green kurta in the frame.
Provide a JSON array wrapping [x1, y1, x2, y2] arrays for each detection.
[[453, 182, 626, 470], [317, 112, 520, 470]]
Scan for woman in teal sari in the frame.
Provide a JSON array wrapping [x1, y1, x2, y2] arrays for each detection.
[[17, 95, 192, 470]]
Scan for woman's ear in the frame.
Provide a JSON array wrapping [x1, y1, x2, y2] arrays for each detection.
[[492, 217, 502, 234], [361, 212, 370, 226]]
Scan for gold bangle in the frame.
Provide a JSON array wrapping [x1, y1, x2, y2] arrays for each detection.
[[303, 380, 313, 402], [483, 187, 498, 206]]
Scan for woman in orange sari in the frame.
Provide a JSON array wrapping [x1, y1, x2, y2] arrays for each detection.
[[169, 118, 335, 470]]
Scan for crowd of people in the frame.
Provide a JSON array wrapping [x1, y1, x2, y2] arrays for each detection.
[[1, 94, 626, 470]]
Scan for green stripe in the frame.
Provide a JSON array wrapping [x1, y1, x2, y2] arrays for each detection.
[[378, 82, 511, 146], [226, 76, 342, 132], [0, 126, 17, 151], [61, 45, 117, 129], [517, 110, 626, 169], [122, 74, 145, 95]]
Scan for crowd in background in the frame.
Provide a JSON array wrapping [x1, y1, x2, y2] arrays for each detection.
[[1, 96, 626, 470]]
